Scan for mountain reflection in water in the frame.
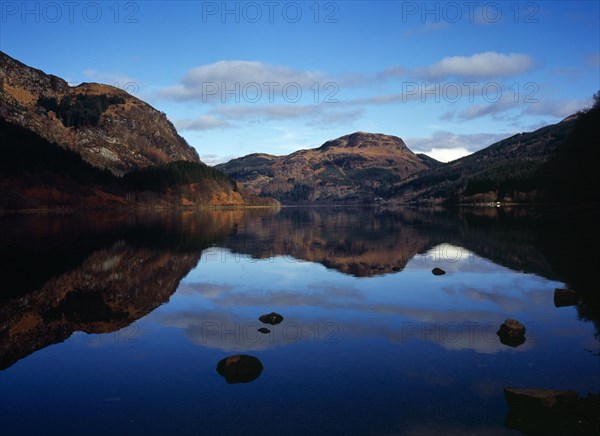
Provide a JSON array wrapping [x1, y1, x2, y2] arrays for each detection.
[[0, 207, 598, 435]]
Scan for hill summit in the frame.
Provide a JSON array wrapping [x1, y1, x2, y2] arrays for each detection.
[[216, 132, 437, 203], [317, 132, 410, 151]]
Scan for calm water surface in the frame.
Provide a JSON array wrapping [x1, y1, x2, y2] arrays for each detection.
[[0, 207, 598, 435]]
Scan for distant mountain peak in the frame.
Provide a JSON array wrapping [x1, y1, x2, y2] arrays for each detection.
[[318, 131, 409, 152], [217, 131, 431, 203]]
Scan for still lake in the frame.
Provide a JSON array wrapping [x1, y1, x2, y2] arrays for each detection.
[[0, 207, 598, 435]]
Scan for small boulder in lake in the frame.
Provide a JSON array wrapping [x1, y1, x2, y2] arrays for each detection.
[[216, 355, 263, 384], [259, 312, 284, 325], [257, 327, 271, 334], [554, 288, 579, 307], [497, 318, 526, 347], [432, 267, 446, 276]]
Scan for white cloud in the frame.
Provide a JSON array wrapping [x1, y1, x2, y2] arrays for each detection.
[[408, 131, 512, 153], [183, 60, 322, 85], [159, 60, 326, 102], [198, 154, 228, 165], [215, 104, 318, 120], [175, 115, 233, 131], [212, 104, 363, 126], [380, 52, 534, 81], [158, 53, 539, 136], [421, 52, 534, 80], [407, 131, 513, 162], [349, 92, 407, 105], [524, 97, 590, 118], [442, 94, 588, 122], [421, 147, 471, 163], [441, 90, 525, 121]]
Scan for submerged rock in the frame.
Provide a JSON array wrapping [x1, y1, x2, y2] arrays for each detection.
[[259, 312, 284, 325], [432, 267, 446, 276], [554, 288, 579, 307], [216, 355, 263, 384], [497, 319, 526, 347], [257, 327, 271, 334]]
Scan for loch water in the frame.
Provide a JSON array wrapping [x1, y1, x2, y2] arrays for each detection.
[[0, 207, 598, 435]]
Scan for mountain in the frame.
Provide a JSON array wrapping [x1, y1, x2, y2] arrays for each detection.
[[216, 132, 437, 203], [0, 50, 198, 175], [388, 115, 581, 204], [0, 51, 278, 210], [218, 100, 598, 206]]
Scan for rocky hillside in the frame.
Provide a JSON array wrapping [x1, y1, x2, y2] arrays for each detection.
[[0, 111, 278, 210], [0, 50, 198, 175], [0, 52, 279, 210], [389, 115, 579, 204], [217, 132, 436, 203], [218, 106, 597, 206]]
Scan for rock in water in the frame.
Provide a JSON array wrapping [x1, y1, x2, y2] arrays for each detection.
[[498, 319, 526, 336], [432, 267, 446, 276], [497, 319, 526, 347], [216, 355, 263, 384], [554, 288, 579, 307], [259, 312, 284, 325]]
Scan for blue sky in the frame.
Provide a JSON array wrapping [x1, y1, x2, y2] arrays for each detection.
[[1, 1, 599, 163]]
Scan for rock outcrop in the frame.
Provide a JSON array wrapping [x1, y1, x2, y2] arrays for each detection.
[[0, 50, 199, 175]]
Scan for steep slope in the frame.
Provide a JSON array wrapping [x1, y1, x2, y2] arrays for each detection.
[[0, 50, 199, 175], [0, 52, 278, 210], [0, 118, 278, 210], [217, 132, 436, 203], [535, 98, 600, 205], [391, 115, 578, 203], [216, 153, 278, 187]]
